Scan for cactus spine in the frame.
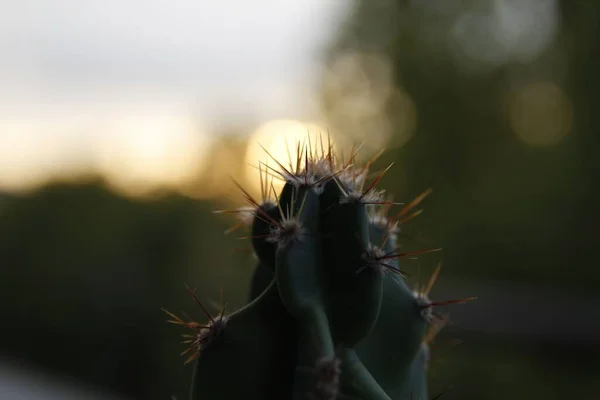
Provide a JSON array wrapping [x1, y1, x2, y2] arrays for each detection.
[[163, 137, 475, 399]]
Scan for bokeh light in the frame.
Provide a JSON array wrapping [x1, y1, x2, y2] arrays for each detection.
[[507, 81, 572, 147], [0, 109, 213, 197], [93, 113, 213, 196], [449, 0, 559, 70], [322, 52, 417, 151]]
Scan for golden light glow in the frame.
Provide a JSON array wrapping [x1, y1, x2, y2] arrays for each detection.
[[508, 81, 572, 147], [244, 119, 333, 197], [0, 113, 213, 197], [0, 118, 92, 192], [93, 114, 213, 196]]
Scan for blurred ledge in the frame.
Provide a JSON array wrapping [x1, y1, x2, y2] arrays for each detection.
[[0, 358, 129, 400], [429, 278, 600, 343]]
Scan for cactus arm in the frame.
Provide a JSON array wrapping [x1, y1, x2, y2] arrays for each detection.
[[320, 179, 383, 348], [163, 140, 476, 400], [354, 219, 428, 399], [399, 344, 429, 400], [190, 279, 297, 399], [275, 187, 335, 359], [412, 344, 429, 400], [338, 348, 393, 400]]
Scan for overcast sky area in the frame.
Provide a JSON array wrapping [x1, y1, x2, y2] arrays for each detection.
[[0, 0, 348, 192], [0, 0, 346, 122]]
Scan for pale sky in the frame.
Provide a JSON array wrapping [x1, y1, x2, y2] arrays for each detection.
[[0, 0, 348, 192], [0, 0, 346, 122]]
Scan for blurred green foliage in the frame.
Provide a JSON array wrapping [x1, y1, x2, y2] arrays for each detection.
[[0, 180, 253, 399], [321, 0, 600, 290], [316, 0, 600, 398]]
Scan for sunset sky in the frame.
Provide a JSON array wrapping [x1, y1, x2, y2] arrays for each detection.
[[0, 0, 347, 193], [0, 0, 566, 196]]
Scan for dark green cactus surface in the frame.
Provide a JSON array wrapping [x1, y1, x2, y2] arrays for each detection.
[[163, 141, 475, 399]]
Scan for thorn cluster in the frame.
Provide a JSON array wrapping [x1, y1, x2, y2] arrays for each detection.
[[266, 216, 307, 248], [358, 243, 407, 277], [413, 262, 477, 323], [163, 131, 478, 400], [162, 284, 228, 364], [311, 356, 342, 400], [258, 134, 338, 195]]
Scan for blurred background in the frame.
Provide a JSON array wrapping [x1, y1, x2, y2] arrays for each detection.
[[1, 0, 599, 399]]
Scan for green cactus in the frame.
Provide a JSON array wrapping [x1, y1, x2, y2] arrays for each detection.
[[163, 139, 475, 399]]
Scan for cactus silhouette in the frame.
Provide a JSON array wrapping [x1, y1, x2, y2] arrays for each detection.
[[163, 137, 475, 399]]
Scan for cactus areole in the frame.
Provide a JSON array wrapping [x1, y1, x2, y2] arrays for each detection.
[[163, 137, 475, 399]]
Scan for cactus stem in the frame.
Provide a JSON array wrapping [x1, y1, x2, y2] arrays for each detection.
[[358, 244, 408, 277], [166, 137, 468, 398]]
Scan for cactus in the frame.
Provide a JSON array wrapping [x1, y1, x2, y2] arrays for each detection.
[[163, 138, 475, 399]]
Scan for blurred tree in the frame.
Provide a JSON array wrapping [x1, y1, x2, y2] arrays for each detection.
[[319, 1, 600, 398], [0, 180, 250, 399], [320, 0, 600, 289]]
